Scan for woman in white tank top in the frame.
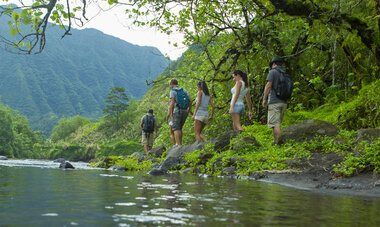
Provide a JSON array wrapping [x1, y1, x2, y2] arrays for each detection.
[[192, 81, 215, 141], [229, 70, 253, 130]]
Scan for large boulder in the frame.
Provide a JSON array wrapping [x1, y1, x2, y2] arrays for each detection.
[[166, 141, 208, 158], [148, 146, 166, 158], [278, 119, 339, 144], [59, 162, 75, 169], [356, 128, 380, 144], [212, 130, 241, 151], [148, 156, 187, 176], [0, 156, 8, 160], [130, 152, 146, 162], [231, 136, 260, 151]]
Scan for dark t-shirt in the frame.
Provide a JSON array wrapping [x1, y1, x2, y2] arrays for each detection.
[[266, 66, 287, 105]]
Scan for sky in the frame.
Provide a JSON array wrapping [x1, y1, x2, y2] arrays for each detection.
[[76, 4, 187, 60]]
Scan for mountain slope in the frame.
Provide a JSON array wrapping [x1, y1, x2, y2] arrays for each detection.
[[0, 23, 169, 134]]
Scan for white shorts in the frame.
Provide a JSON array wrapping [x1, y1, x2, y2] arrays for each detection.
[[195, 115, 208, 123]]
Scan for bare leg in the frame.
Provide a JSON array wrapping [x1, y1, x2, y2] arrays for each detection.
[[199, 121, 207, 142], [231, 113, 243, 131], [174, 130, 183, 146], [169, 126, 175, 145], [144, 145, 149, 154], [194, 120, 207, 141], [273, 126, 281, 143]]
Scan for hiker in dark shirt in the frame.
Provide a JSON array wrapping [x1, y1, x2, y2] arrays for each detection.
[[262, 57, 288, 145], [140, 109, 158, 153]]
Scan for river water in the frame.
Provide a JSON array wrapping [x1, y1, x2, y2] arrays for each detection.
[[0, 159, 379, 226]]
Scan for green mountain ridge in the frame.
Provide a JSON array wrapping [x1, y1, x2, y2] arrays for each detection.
[[0, 23, 169, 135]]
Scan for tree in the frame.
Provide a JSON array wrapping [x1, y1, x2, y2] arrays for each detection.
[[50, 115, 91, 142], [103, 86, 129, 129]]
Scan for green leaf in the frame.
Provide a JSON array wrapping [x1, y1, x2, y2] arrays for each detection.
[[9, 27, 18, 36], [11, 12, 20, 21]]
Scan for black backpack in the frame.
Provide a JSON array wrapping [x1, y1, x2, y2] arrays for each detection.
[[142, 115, 155, 133], [274, 68, 293, 101]]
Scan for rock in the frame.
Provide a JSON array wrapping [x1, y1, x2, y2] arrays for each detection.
[[212, 130, 241, 151], [356, 128, 380, 144], [159, 157, 187, 172], [59, 162, 75, 169], [228, 157, 246, 167], [251, 171, 267, 180], [131, 152, 146, 162], [278, 119, 339, 144], [221, 166, 236, 176], [166, 141, 208, 158], [0, 156, 8, 160], [148, 146, 166, 158], [197, 152, 214, 165], [232, 136, 260, 151], [53, 158, 65, 164], [148, 156, 187, 176], [149, 168, 167, 176], [108, 165, 128, 171], [182, 167, 194, 174], [213, 156, 226, 169]]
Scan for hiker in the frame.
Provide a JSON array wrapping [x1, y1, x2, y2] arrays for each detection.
[[262, 57, 289, 145], [166, 79, 192, 147], [229, 70, 253, 131], [140, 109, 158, 153], [191, 81, 215, 142]]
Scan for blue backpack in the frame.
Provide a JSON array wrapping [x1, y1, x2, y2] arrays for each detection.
[[173, 88, 189, 109]]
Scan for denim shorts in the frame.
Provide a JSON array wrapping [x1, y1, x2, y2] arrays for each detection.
[[231, 103, 245, 114]]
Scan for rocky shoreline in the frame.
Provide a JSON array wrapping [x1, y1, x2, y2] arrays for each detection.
[[144, 119, 380, 197]]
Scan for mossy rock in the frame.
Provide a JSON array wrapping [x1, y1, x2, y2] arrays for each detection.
[[278, 119, 339, 144], [356, 128, 380, 144]]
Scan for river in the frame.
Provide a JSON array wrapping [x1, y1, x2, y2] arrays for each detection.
[[0, 159, 379, 226]]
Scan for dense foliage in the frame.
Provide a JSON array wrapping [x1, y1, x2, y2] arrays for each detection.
[[0, 102, 45, 158]]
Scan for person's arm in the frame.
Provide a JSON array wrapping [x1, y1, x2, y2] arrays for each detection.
[[229, 81, 241, 114], [192, 91, 202, 121], [140, 116, 144, 128], [245, 91, 253, 120], [262, 81, 272, 109], [167, 98, 175, 124], [188, 94, 193, 115], [209, 97, 215, 121]]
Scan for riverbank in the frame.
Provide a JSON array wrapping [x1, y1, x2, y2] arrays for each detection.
[[249, 151, 380, 198]]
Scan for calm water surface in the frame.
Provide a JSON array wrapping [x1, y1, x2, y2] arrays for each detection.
[[0, 159, 379, 226]]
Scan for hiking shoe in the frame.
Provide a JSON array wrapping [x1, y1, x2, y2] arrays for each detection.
[[271, 142, 278, 146]]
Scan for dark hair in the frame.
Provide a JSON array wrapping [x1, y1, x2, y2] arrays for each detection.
[[269, 56, 283, 68], [233, 70, 248, 87], [170, 79, 178, 85], [197, 80, 210, 96], [148, 109, 153, 114]]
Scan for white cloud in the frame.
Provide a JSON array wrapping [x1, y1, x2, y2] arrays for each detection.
[[75, 4, 187, 60]]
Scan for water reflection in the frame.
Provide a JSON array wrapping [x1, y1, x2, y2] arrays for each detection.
[[0, 160, 379, 226]]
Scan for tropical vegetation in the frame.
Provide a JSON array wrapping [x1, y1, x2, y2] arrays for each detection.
[[0, 0, 378, 177]]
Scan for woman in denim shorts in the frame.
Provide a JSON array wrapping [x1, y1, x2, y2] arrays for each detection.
[[192, 81, 215, 141], [229, 70, 253, 130]]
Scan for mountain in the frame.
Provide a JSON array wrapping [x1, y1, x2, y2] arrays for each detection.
[[0, 22, 169, 134]]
